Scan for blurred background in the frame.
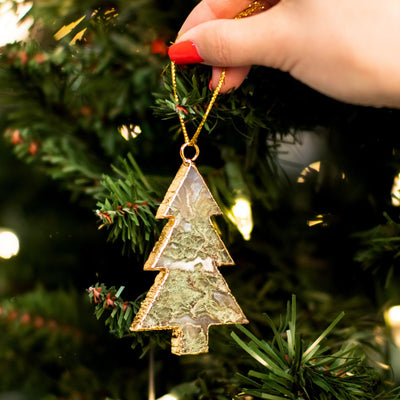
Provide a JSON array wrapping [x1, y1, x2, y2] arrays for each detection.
[[2, 0, 400, 399]]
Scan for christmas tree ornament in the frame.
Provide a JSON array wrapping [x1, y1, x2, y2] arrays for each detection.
[[130, 151, 248, 355], [129, 1, 269, 351]]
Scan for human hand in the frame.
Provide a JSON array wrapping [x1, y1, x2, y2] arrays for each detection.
[[168, 0, 400, 108]]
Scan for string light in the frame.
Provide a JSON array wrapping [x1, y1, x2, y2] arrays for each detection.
[[297, 161, 321, 183], [119, 124, 142, 141], [391, 173, 400, 206], [297, 161, 345, 183], [307, 214, 324, 227], [0, 229, 20, 259], [0, 1, 32, 46], [157, 395, 179, 400], [388, 306, 400, 324], [229, 198, 253, 241], [386, 306, 400, 347]]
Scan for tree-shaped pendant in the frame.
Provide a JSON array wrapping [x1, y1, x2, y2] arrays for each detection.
[[130, 160, 248, 355]]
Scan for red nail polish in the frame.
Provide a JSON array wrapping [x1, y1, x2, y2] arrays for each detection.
[[168, 40, 204, 65]]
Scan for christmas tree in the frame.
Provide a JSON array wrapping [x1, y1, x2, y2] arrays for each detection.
[[1, 0, 400, 399]]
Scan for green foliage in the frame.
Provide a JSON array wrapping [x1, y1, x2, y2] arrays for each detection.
[[87, 283, 141, 338], [2, 0, 400, 398], [0, 1, 170, 252], [355, 212, 400, 281], [87, 283, 170, 353], [0, 0, 169, 201], [232, 296, 390, 400], [0, 287, 91, 396], [95, 153, 160, 253], [154, 63, 226, 134]]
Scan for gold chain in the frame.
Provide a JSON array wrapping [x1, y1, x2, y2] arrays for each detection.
[[171, 1, 266, 157]]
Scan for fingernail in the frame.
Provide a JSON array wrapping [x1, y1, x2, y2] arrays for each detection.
[[168, 40, 204, 64]]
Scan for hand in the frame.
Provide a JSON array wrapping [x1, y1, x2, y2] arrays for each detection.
[[168, 0, 400, 108]]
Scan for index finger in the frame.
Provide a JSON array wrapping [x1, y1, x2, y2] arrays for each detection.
[[178, 0, 278, 36]]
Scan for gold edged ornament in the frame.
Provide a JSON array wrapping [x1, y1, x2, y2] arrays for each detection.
[[130, 153, 248, 355]]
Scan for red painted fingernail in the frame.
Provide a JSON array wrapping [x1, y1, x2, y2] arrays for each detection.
[[168, 40, 204, 64]]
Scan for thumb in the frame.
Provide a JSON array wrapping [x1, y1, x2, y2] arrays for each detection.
[[168, 5, 293, 71]]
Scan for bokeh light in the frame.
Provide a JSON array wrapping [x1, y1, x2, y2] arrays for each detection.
[[0, 229, 20, 259]]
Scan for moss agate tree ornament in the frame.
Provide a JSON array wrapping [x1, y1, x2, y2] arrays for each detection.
[[130, 157, 248, 355]]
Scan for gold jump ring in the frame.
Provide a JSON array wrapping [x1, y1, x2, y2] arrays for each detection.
[[180, 143, 200, 163]]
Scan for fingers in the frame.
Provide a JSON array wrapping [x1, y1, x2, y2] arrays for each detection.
[[210, 66, 251, 93], [170, 5, 293, 70], [178, 0, 264, 36], [173, 0, 282, 92]]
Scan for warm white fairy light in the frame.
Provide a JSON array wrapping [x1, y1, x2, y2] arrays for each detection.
[[375, 361, 390, 370], [157, 395, 179, 400], [388, 306, 400, 325], [297, 160, 345, 184], [0, 229, 20, 259], [391, 173, 400, 206], [0, 0, 33, 46], [307, 214, 324, 227], [386, 306, 400, 347], [297, 161, 321, 183], [229, 198, 253, 241], [118, 124, 142, 141], [132, 125, 142, 137]]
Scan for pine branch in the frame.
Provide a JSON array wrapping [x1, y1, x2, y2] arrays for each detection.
[[1, 42, 107, 197], [153, 63, 270, 138], [0, 14, 168, 250], [87, 284, 140, 338], [0, 287, 88, 377], [154, 64, 218, 129], [0, 0, 168, 199], [0, 287, 92, 395], [354, 212, 400, 281], [232, 295, 395, 400], [87, 283, 170, 353], [94, 153, 160, 253], [0, 287, 84, 339], [152, 60, 365, 144]]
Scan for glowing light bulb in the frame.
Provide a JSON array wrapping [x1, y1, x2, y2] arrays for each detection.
[[297, 161, 321, 183], [297, 161, 345, 183], [307, 214, 324, 227], [0, 1, 33, 46], [230, 198, 253, 241], [388, 306, 400, 325], [386, 306, 400, 347], [157, 395, 179, 400], [0, 230, 20, 259], [391, 173, 400, 206], [118, 124, 142, 141]]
